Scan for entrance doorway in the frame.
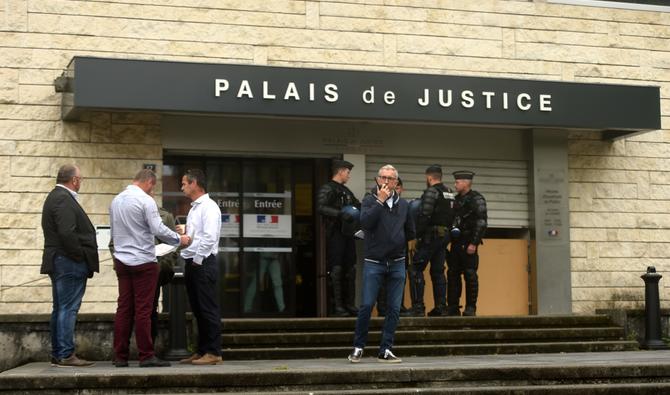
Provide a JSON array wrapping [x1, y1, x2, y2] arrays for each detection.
[[162, 156, 319, 318]]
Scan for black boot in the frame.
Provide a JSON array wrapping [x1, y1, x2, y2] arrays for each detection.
[[403, 267, 425, 317], [329, 266, 348, 317], [446, 305, 461, 316], [462, 306, 476, 316], [463, 268, 479, 317]]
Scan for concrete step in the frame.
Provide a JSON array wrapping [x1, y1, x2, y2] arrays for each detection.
[[206, 383, 670, 394], [221, 315, 616, 332], [223, 327, 626, 346], [221, 340, 639, 360], [2, 351, 669, 394]]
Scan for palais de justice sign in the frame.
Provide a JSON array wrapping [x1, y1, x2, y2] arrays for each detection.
[[64, 57, 660, 133]]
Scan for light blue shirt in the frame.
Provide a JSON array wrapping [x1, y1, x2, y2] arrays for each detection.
[[110, 185, 180, 266], [180, 193, 221, 265]]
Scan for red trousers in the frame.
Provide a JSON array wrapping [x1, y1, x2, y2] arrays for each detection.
[[113, 260, 159, 362]]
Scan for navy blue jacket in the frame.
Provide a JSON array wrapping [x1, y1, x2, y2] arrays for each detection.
[[360, 188, 416, 261]]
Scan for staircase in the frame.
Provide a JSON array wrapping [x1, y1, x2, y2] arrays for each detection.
[[220, 314, 638, 359]]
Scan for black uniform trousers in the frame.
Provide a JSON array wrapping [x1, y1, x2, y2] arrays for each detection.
[[326, 228, 356, 270], [184, 254, 222, 356], [447, 241, 480, 308]]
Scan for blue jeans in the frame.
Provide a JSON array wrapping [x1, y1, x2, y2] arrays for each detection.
[[353, 258, 406, 354], [49, 255, 88, 360]]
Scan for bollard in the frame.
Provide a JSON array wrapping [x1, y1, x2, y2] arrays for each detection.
[[640, 266, 669, 350], [164, 272, 191, 359]]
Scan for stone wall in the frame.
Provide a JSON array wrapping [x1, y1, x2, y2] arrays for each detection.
[[0, 0, 668, 313]]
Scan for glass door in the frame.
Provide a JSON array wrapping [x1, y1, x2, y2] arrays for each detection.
[[163, 156, 309, 318], [240, 160, 294, 316]]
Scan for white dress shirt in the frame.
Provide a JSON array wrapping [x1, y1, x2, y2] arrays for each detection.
[[110, 185, 180, 266], [180, 193, 221, 265], [56, 184, 78, 200]]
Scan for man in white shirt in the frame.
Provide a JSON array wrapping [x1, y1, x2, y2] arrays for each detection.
[[110, 169, 190, 368], [177, 169, 223, 365]]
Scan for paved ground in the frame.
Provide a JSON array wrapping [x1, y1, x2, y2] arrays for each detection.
[[3, 350, 670, 379]]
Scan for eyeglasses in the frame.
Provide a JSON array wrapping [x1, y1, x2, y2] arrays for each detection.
[[378, 175, 398, 181], [73, 176, 83, 182]]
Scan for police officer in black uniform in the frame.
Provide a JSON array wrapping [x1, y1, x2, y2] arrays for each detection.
[[447, 170, 487, 317], [317, 159, 361, 317], [404, 165, 456, 317]]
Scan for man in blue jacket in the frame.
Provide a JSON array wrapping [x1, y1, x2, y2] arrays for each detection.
[[348, 165, 415, 364]]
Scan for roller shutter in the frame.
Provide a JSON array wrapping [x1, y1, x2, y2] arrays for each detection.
[[365, 155, 529, 228]]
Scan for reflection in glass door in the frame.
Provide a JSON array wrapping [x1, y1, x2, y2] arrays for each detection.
[[240, 160, 293, 316], [163, 157, 300, 318]]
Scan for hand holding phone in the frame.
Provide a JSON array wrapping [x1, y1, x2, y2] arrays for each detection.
[[377, 182, 391, 202]]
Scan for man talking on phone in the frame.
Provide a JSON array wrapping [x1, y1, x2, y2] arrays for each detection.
[[348, 165, 415, 364]]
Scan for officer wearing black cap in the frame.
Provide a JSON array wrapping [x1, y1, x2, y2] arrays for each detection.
[[404, 164, 456, 317], [447, 170, 487, 316], [316, 159, 361, 317]]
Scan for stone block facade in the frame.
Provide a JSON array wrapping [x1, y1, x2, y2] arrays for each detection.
[[0, 0, 668, 314]]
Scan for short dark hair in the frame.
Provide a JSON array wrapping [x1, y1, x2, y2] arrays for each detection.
[[425, 164, 442, 179], [56, 164, 79, 184], [184, 169, 207, 192], [133, 168, 157, 183]]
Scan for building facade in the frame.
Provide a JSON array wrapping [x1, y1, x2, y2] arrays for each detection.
[[0, 0, 667, 316]]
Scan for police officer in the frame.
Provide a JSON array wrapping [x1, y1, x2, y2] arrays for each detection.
[[447, 170, 487, 316], [317, 159, 361, 317], [405, 165, 455, 317]]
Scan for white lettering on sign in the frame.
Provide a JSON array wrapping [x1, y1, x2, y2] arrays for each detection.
[[218, 199, 239, 208], [238, 80, 253, 98], [324, 83, 338, 102], [461, 90, 474, 108], [215, 79, 340, 103], [363, 86, 375, 104], [416, 88, 552, 112], [215, 79, 229, 97], [263, 81, 276, 100], [540, 94, 552, 111], [517, 93, 531, 111], [384, 90, 395, 105], [254, 199, 284, 209], [214, 79, 554, 112]]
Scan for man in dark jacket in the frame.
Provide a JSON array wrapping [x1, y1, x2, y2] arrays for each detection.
[[447, 170, 488, 316], [316, 159, 361, 316], [348, 165, 415, 364], [41, 164, 98, 367], [405, 165, 455, 317]]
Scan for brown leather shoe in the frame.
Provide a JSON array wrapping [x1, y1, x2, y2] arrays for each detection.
[[191, 353, 222, 365], [54, 354, 95, 368], [179, 353, 201, 364]]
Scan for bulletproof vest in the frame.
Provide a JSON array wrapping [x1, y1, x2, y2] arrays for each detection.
[[429, 184, 455, 226]]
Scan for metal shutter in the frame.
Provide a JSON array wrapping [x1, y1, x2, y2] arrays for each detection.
[[365, 155, 529, 228]]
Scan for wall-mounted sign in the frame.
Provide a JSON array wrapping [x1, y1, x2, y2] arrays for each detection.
[[61, 57, 660, 136], [243, 214, 292, 238]]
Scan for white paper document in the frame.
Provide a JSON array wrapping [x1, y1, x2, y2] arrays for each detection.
[[155, 243, 178, 257]]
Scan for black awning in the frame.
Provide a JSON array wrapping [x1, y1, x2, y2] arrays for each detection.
[[58, 56, 661, 139]]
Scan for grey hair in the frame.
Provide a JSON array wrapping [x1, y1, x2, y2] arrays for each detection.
[[377, 164, 399, 179], [56, 164, 79, 184]]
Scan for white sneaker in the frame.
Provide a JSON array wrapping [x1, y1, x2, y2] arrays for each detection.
[[348, 347, 363, 363], [377, 349, 401, 363]]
